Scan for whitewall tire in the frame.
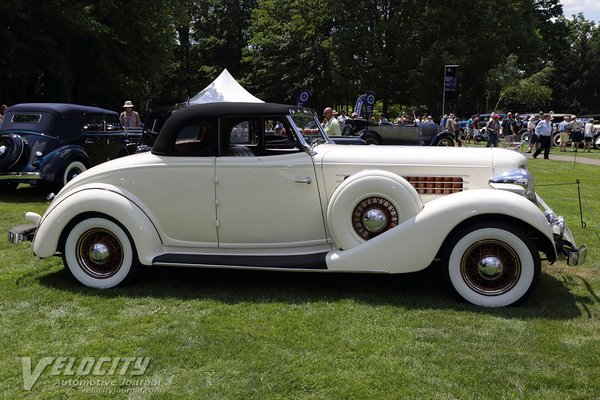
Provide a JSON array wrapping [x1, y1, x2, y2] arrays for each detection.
[[63, 217, 138, 288], [62, 160, 87, 187], [443, 223, 540, 307]]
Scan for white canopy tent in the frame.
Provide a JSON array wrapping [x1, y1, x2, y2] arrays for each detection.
[[188, 69, 264, 104]]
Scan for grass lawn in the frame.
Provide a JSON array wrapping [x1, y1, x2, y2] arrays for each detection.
[[1, 156, 599, 399]]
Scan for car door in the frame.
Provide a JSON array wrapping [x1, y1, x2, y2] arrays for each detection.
[[215, 117, 328, 251]]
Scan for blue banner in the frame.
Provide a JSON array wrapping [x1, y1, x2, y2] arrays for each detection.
[[444, 65, 457, 92], [353, 94, 366, 118], [296, 89, 311, 106], [365, 91, 376, 121]]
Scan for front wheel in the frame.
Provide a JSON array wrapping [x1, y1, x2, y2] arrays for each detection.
[[433, 135, 454, 146], [442, 222, 540, 307], [63, 217, 139, 288]]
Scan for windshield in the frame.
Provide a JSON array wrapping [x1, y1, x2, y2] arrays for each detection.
[[289, 109, 329, 145]]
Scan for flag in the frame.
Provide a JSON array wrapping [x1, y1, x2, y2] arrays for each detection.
[[444, 65, 458, 92], [296, 89, 311, 106]]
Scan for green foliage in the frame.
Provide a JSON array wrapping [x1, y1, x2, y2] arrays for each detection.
[[1, 0, 599, 117]]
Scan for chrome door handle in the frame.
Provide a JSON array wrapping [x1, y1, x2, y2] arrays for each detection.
[[294, 177, 312, 184]]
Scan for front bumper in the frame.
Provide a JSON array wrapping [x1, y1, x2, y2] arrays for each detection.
[[537, 194, 586, 266]]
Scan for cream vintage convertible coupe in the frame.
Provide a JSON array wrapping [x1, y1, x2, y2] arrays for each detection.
[[10, 102, 586, 307]]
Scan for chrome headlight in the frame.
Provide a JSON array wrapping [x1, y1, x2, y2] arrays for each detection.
[[489, 169, 536, 202]]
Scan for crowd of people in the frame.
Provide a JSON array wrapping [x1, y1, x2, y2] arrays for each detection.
[[324, 106, 596, 157]]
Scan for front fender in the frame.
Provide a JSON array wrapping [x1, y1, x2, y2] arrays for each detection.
[[32, 186, 163, 265], [326, 189, 555, 273], [39, 145, 90, 182]]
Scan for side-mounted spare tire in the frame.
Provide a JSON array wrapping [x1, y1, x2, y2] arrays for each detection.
[[326, 170, 423, 250], [0, 134, 25, 170]]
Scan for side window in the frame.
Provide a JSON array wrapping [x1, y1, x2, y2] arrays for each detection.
[[229, 120, 259, 145], [264, 118, 300, 153], [173, 121, 215, 156], [221, 118, 259, 156]]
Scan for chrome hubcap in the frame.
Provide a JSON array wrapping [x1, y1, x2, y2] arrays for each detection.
[[0, 145, 7, 156], [352, 197, 399, 240], [363, 209, 388, 233], [89, 243, 110, 264], [478, 256, 503, 279]]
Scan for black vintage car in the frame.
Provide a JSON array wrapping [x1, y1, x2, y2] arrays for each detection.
[[340, 118, 454, 146], [0, 103, 144, 190]]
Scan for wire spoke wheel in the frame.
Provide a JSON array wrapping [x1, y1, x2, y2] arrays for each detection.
[[76, 228, 124, 279], [460, 239, 521, 296]]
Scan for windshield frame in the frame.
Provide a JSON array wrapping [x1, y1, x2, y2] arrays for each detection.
[[286, 108, 333, 150]]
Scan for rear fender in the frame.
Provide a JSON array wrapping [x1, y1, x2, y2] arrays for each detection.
[[326, 189, 555, 273], [32, 186, 163, 265], [40, 145, 90, 182]]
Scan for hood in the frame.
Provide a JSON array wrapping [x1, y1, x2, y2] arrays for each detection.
[[314, 144, 528, 196]]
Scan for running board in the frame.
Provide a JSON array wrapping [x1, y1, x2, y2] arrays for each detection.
[[152, 252, 328, 270]]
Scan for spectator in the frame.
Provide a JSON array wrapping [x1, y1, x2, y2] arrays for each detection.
[[486, 114, 501, 147], [471, 114, 480, 143], [512, 113, 523, 143], [0, 104, 8, 127], [525, 114, 540, 153], [337, 110, 349, 134], [557, 115, 571, 152], [570, 115, 584, 152], [446, 114, 460, 146], [532, 113, 553, 159], [322, 107, 341, 136], [378, 113, 388, 124], [583, 118, 594, 152], [440, 114, 448, 129], [120, 100, 141, 128], [502, 112, 515, 144]]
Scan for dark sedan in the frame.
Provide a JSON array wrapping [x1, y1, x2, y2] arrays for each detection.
[[0, 103, 144, 190]]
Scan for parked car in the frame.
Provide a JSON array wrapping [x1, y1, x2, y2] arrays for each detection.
[[10, 102, 586, 307], [0, 103, 145, 190], [339, 118, 454, 146]]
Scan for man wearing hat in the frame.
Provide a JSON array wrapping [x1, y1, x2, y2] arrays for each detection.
[[120, 100, 141, 128]]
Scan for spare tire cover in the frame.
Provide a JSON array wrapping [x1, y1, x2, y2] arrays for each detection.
[[0, 134, 25, 170]]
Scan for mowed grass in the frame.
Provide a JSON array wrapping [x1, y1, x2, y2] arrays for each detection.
[[1, 157, 599, 400]]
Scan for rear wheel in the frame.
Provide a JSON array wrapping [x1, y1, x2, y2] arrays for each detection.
[[361, 132, 381, 145], [63, 217, 139, 288], [552, 132, 562, 147], [61, 160, 87, 187], [442, 222, 540, 307]]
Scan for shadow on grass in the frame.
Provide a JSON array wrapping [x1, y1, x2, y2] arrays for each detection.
[[0, 184, 54, 204], [35, 261, 586, 319]]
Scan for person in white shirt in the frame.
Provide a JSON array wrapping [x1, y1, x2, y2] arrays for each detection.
[[583, 118, 595, 152], [532, 113, 553, 159], [337, 110, 349, 135]]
